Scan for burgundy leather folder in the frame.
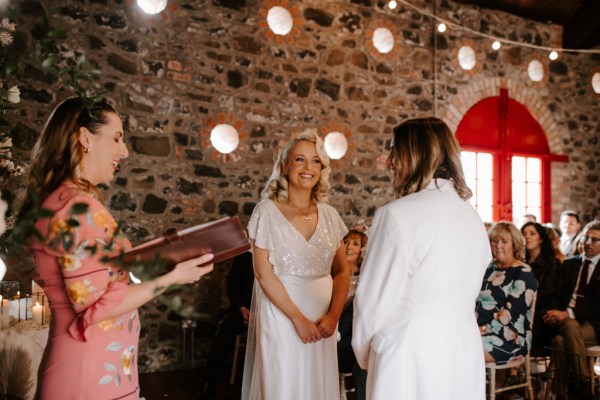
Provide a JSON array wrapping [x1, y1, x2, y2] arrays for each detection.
[[111, 216, 250, 273]]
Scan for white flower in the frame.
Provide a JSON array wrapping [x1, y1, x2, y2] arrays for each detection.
[[0, 19, 16, 32], [7, 86, 19, 104], [0, 31, 12, 46]]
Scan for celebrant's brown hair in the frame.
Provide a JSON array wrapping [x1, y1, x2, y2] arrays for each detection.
[[18, 97, 117, 220]]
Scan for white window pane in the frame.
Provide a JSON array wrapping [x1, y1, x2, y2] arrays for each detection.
[[525, 207, 541, 221], [461, 152, 476, 180], [478, 180, 493, 207], [468, 196, 477, 208], [513, 207, 526, 224], [478, 206, 493, 223], [513, 182, 526, 207], [527, 157, 541, 183], [527, 183, 541, 207], [477, 153, 493, 181], [512, 157, 526, 182]]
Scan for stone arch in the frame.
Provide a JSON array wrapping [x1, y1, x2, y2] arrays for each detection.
[[440, 77, 565, 154]]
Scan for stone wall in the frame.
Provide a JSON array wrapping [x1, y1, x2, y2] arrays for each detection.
[[3, 0, 599, 372]]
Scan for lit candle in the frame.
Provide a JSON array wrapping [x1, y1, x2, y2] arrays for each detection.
[[33, 302, 43, 325], [19, 297, 26, 322], [1, 296, 9, 329]]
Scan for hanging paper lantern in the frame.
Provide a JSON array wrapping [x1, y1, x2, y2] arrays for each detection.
[[457, 46, 476, 70], [372, 27, 395, 54], [266, 6, 293, 35], [210, 124, 240, 154], [592, 72, 600, 94], [528, 60, 544, 82], [137, 0, 167, 14], [324, 132, 348, 160]]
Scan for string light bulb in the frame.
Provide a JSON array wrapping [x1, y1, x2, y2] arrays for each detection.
[[549, 50, 558, 60], [388, 1, 397, 10], [437, 23, 446, 33], [492, 40, 501, 50]]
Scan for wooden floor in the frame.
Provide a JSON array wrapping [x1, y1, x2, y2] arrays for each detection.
[[139, 367, 241, 400]]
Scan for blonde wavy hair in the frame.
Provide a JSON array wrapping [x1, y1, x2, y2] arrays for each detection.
[[18, 97, 117, 221], [261, 128, 331, 203], [389, 117, 472, 200], [488, 221, 526, 262]]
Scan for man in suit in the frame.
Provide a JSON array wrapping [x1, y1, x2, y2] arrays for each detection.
[[198, 251, 254, 400], [544, 220, 600, 399], [559, 210, 582, 258]]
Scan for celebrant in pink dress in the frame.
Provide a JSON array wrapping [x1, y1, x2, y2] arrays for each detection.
[[18, 97, 215, 399]]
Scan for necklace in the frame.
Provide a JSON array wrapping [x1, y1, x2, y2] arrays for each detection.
[[289, 200, 313, 221]]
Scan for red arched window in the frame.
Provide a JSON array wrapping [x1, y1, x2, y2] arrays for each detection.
[[456, 88, 567, 223]]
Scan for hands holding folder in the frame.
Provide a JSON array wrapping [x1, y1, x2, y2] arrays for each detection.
[[110, 216, 251, 281]]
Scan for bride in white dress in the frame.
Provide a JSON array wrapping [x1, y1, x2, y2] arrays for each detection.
[[241, 129, 349, 400]]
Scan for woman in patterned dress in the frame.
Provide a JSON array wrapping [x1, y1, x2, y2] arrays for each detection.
[[241, 129, 349, 400], [18, 97, 215, 399], [477, 221, 538, 364]]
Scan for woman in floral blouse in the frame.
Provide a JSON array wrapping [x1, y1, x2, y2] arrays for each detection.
[[19, 97, 215, 400], [476, 221, 538, 365]]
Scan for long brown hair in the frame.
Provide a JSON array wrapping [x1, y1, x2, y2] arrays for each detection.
[[389, 117, 472, 200], [18, 97, 117, 221]]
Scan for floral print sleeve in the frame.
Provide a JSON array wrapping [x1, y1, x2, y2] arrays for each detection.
[[38, 190, 132, 341], [476, 262, 538, 364]]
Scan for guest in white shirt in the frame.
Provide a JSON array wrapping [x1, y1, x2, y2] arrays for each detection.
[[559, 210, 582, 258]]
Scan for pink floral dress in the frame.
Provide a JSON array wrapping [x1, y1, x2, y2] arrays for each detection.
[[29, 182, 139, 399]]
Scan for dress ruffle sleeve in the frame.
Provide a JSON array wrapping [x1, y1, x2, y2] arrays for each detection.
[[247, 200, 274, 252], [36, 192, 131, 342], [322, 203, 348, 247]]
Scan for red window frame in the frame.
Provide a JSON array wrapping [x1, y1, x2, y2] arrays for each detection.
[[456, 88, 567, 222]]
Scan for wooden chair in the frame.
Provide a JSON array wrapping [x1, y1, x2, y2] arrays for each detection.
[[486, 355, 535, 400], [486, 295, 536, 400], [585, 345, 600, 395], [229, 332, 247, 384]]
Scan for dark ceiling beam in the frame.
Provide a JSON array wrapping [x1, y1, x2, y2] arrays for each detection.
[[562, 1, 600, 49], [449, 0, 600, 49]]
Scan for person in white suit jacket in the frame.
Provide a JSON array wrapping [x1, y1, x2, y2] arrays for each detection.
[[352, 117, 492, 400]]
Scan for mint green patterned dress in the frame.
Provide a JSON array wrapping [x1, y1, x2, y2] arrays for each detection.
[[476, 262, 538, 364]]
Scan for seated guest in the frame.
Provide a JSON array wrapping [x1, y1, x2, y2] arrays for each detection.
[[543, 220, 600, 399], [519, 213, 537, 228], [544, 224, 565, 263], [559, 210, 582, 258], [476, 222, 538, 365], [199, 251, 254, 399], [336, 228, 368, 400], [521, 222, 560, 356], [337, 228, 367, 373]]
